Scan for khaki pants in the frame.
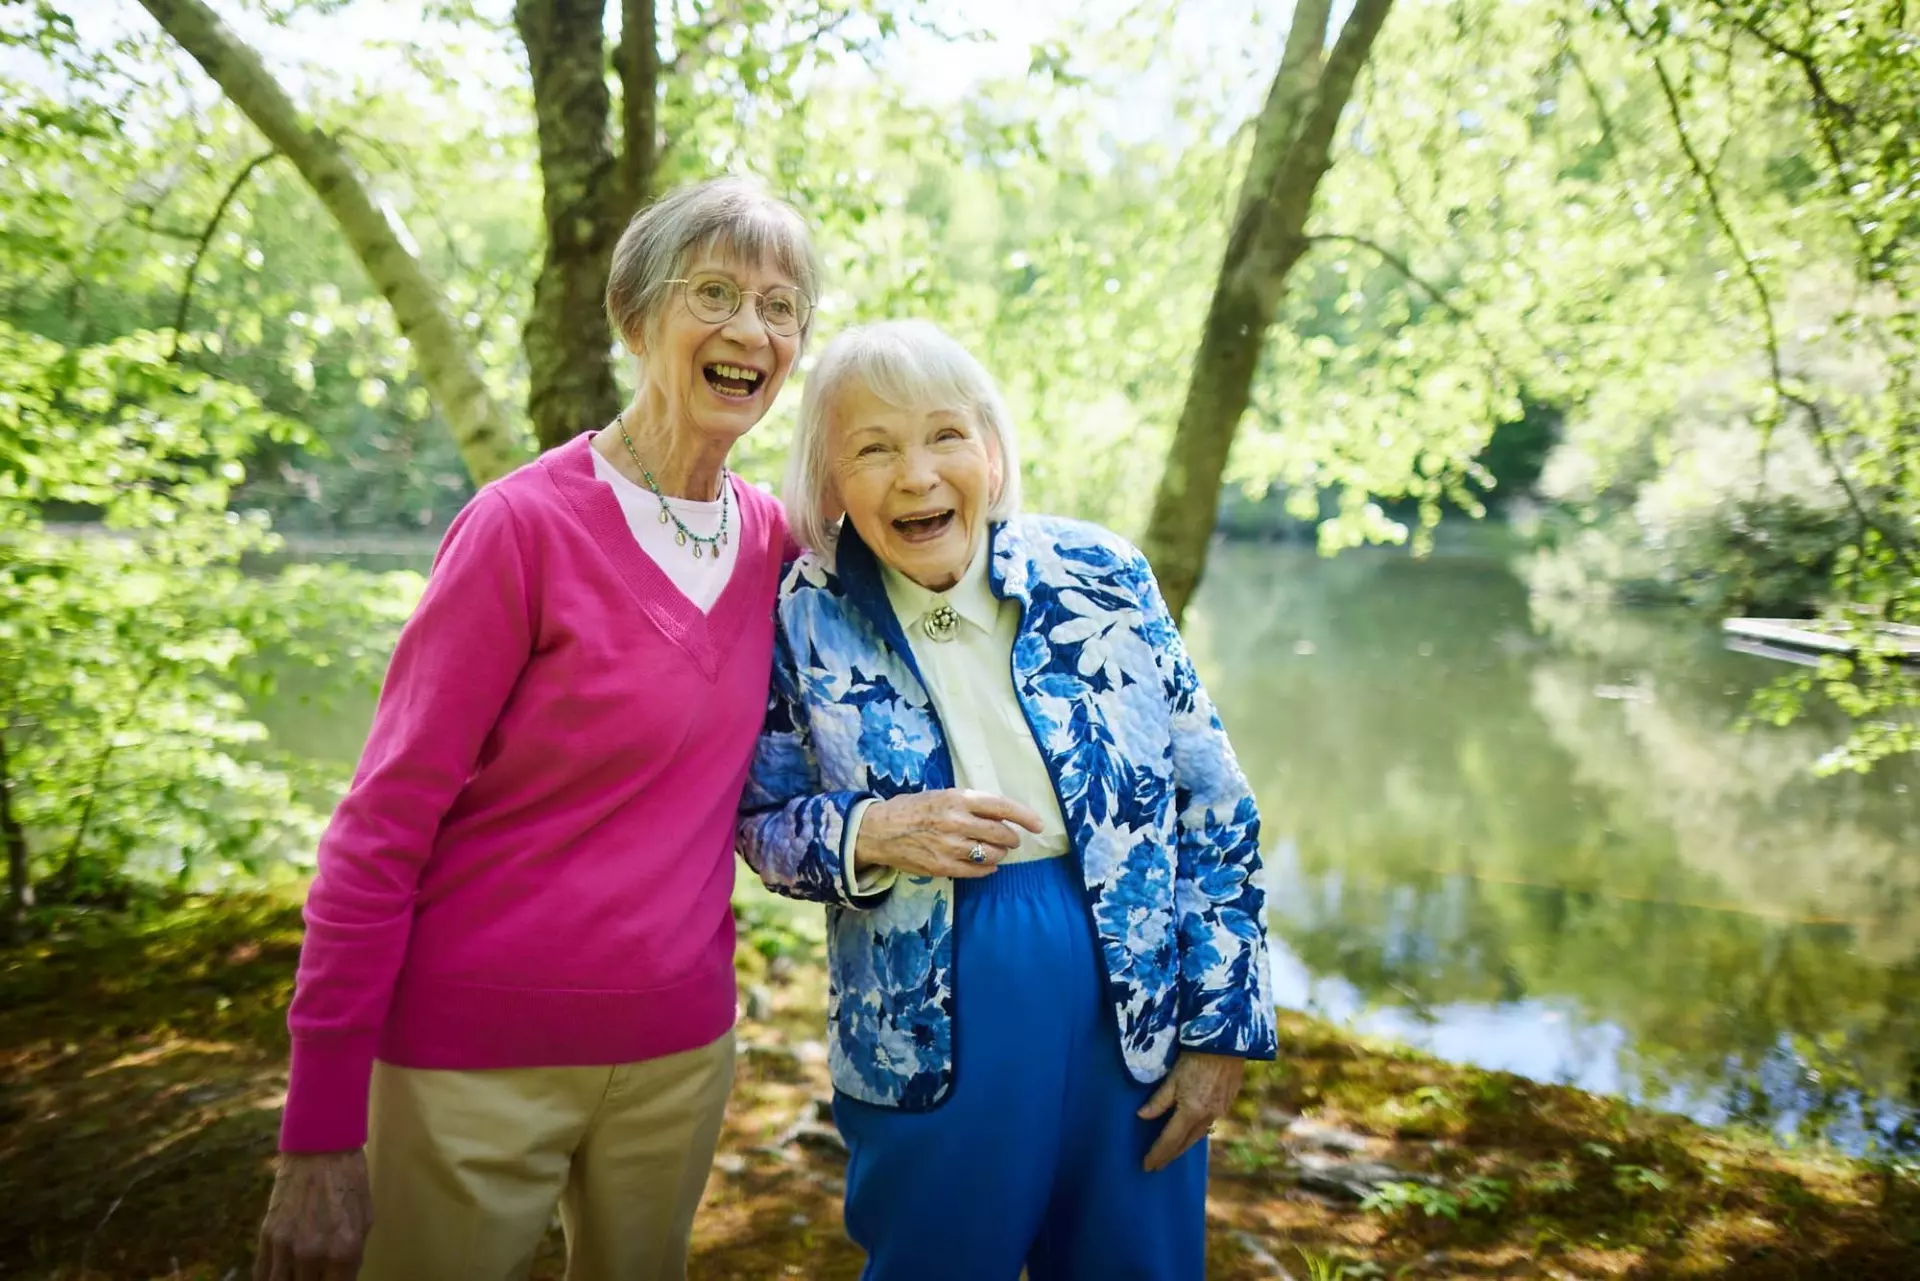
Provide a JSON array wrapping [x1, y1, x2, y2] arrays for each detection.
[[360, 1030, 735, 1281]]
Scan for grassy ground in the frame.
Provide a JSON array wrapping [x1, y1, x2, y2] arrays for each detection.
[[2, 892, 1916, 1280]]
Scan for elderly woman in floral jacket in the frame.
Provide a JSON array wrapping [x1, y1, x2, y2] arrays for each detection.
[[737, 319, 1275, 1281]]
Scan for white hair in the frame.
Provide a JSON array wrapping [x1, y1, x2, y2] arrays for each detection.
[[784, 320, 1025, 557], [605, 176, 821, 348]]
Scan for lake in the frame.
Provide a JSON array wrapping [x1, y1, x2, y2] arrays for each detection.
[[1185, 537, 1919, 1156], [260, 532, 1920, 1155]]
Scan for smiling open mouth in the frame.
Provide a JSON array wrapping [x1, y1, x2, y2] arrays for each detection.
[[704, 362, 764, 399], [892, 510, 955, 542]]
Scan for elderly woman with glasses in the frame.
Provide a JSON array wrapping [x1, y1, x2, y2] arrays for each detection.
[[255, 177, 818, 1281], [737, 320, 1276, 1281]]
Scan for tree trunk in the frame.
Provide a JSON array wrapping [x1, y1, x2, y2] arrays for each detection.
[[616, 0, 660, 212], [515, 0, 625, 451], [0, 723, 32, 945], [1139, 0, 1399, 622], [135, 0, 527, 485]]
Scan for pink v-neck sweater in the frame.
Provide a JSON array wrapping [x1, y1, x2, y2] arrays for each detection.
[[281, 432, 787, 1152]]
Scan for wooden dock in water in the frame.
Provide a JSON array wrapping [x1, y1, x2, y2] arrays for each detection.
[[1721, 617, 1920, 668]]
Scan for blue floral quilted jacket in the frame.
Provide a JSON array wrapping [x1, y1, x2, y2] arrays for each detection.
[[737, 514, 1277, 1108]]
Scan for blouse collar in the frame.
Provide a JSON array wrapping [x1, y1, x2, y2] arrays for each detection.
[[880, 533, 997, 637]]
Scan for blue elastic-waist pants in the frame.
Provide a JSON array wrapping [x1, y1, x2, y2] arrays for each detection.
[[832, 856, 1208, 1281]]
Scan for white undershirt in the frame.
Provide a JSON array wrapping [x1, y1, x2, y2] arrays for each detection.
[[590, 444, 740, 613]]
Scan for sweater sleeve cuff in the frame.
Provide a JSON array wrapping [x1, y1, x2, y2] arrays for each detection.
[[280, 1034, 380, 1152], [839, 798, 897, 905]]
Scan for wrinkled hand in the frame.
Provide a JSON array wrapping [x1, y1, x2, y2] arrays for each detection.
[[854, 788, 1045, 879], [1138, 1051, 1245, 1172], [254, 1149, 373, 1281]]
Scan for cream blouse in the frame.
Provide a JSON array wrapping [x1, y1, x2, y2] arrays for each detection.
[[840, 535, 1070, 896]]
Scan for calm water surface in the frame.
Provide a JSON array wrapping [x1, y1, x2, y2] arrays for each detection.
[[262, 534, 1920, 1153], [1185, 538, 1919, 1155]]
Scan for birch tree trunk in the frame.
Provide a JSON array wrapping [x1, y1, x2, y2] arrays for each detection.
[[134, 0, 526, 484], [1140, 0, 1399, 622], [515, 0, 624, 450]]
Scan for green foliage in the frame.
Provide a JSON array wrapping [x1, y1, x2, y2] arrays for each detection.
[[1359, 1173, 1509, 1222], [1528, 1159, 1579, 1196], [1611, 1163, 1671, 1196], [733, 888, 824, 965], [0, 15, 433, 911], [1460, 1174, 1513, 1215], [1360, 1179, 1466, 1221], [1504, 0, 1918, 768], [0, 316, 417, 906], [1296, 1252, 1345, 1281], [1296, 1249, 1389, 1281]]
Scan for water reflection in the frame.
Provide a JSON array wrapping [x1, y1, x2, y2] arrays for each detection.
[[1186, 536, 1920, 1154]]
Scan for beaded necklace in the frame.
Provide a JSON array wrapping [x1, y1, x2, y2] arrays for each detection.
[[615, 409, 731, 559]]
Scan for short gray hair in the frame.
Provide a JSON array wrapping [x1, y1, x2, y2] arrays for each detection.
[[785, 319, 1024, 556], [605, 176, 822, 346]]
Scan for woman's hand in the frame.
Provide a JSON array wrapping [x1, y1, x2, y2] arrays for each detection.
[[853, 788, 1045, 879], [1137, 1051, 1246, 1172], [254, 1149, 373, 1281]]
